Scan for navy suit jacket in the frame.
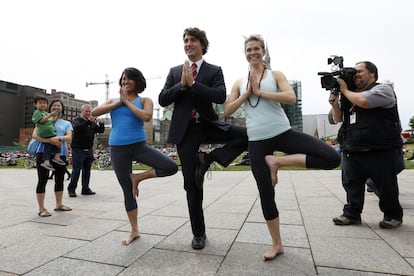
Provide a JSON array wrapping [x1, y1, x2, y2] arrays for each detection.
[[159, 61, 231, 144]]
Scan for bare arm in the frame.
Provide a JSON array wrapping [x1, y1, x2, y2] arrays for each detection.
[[224, 79, 250, 117], [118, 86, 153, 122], [60, 129, 73, 143], [328, 93, 342, 123], [38, 110, 58, 124], [91, 99, 122, 117], [251, 71, 296, 104], [124, 97, 153, 122], [32, 129, 60, 146], [337, 78, 369, 108]]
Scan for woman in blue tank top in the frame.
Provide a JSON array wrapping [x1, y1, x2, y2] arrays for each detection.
[[92, 67, 178, 245], [224, 35, 341, 261]]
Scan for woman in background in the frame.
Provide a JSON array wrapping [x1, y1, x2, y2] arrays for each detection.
[[33, 99, 73, 217]]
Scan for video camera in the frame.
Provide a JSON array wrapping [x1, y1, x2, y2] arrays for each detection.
[[317, 55, 356, 95]]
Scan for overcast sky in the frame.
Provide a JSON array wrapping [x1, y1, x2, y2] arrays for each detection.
[[1, 0, 413, 129]]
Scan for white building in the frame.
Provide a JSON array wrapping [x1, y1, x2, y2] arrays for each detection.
[[302, 114, 341, 139]]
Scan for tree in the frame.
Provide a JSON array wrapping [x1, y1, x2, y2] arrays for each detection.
[[410, 116, 414, 129]]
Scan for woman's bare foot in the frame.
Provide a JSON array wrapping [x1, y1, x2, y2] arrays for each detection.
[[265, 155, 280, 187], [262, 245, 284, 261], [130, 173, 143, 198], [122, 231, 140, 245]]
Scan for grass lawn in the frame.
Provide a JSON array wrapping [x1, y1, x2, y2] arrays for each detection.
[[90, 144, 414, 171], [5, 143, 414, 171]]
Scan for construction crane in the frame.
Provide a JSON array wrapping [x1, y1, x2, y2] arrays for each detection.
[[86, 74, 113, 101], [86, 74, 161, 102]]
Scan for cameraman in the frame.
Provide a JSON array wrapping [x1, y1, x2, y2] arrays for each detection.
[[329, 61, 403, 229]]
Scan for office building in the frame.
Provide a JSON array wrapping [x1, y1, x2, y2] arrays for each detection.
[[0, 80, 96, 147]]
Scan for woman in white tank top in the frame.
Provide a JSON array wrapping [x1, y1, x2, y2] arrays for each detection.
[[224, 35, 340, 261]]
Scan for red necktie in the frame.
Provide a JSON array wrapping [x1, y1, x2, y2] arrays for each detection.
[[191, 63, 197, 79], [190, 63, 198, 119]]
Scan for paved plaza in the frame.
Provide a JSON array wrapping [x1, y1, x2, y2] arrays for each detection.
[[0, 168, 413, 275]]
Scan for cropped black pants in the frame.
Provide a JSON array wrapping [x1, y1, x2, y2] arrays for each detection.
[[249, 129, 341, 220]]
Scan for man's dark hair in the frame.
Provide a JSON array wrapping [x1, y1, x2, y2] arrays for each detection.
[[183, 27, 209, 55], [357, 61, 378, 81], [119, 67, 147, 94], [33, 96, 48, 104]]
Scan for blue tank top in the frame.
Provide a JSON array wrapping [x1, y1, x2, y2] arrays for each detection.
[[240, 70, 291, 141], [109, 97, 146, 146]]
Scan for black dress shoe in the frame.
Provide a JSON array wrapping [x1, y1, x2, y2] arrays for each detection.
[[191, 234, 206, 250], [81, 190, 96, 195], [195, 152, 212, 190], [333, 215, 361, 225], [68, 191, 77, 197]]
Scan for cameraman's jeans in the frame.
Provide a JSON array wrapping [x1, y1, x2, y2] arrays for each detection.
[[341, 149, 403, 221], [366, 148, 405, 190]]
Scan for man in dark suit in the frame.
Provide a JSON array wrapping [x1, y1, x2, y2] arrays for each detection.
[[159, 27, 248, 250]]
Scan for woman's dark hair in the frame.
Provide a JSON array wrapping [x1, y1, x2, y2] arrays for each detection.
[[183, 27, 209, 55], [48, 99, 65, 115], [119, 67, 146, 94]]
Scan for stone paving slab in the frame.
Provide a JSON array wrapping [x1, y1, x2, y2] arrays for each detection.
[[205, 195, 257, 214], [317, 267, 395, 275], [156, 225, 239, 256], [309, 236, 414, 275], [204, 211, 248, 230], [0, 222, 45, 249], [0, 206, 36, 230], [374, 229, 414, 258], [24, 258, 124, 276], [237, 222, 309, 249], [0, 168, 414, 275], [217, 243, 316, 276], [408, 258, 414, 267], [150, 202, 190, 217], [65, 231, 164, 267], [246, 201, 267, 222], [119, 248, 223, 276], [0, 236, 87, 274], [303, 217, 380, 239], [130, 215, 189, 236]]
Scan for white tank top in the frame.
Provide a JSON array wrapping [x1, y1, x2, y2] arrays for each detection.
[[240, 70, 291, 141]]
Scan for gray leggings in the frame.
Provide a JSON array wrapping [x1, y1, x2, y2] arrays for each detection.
[[110, 141, 178, 211]]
